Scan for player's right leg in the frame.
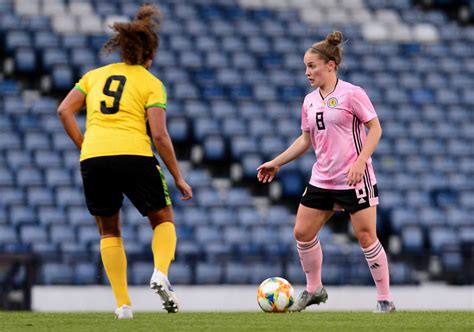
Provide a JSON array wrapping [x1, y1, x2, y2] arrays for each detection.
[[290, 187, 334, 312], [81, 157, 132, 318], [95, 214, 132, 319]]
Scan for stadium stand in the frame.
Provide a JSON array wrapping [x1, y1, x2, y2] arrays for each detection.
[[0, 0, 472, 292]]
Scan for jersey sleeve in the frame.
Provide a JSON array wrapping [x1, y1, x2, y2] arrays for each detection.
[[301, 101, 310, 131], [74, 71, 90, 96], [351, 87, 377, 123], [145, 78, 167, 110]]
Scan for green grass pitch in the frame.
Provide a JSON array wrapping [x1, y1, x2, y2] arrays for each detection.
[[2, 311, 473, 332]]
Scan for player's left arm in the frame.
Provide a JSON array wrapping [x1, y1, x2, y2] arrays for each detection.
[[57, 89, 86, 150], [346, 117, 382, 186]]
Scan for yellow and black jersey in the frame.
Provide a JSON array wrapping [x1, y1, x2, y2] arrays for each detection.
[[75, 62, 167, 161]]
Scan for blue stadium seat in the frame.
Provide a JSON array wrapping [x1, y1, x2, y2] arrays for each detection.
[[390, 262, 418, 285], [287, 262, 306, 284], [241, 153, 263, 179], [169, 262, 192, 284], [391, 208, 417, 233], [223, 262, 252, 284], [168, 117, 189, 143], [77, 225, 99, 246], [266, 206, 293, 226], [429, 227, 458, 253], [182, 206, 210, 226], [71, 48, 96, 67], [279, 170, 305, 198], [56, 187, 84, 207], [248, 263, 283, 284], [401, 225, 424, 253], [195, 226, 222, 243], [441, 248, 464, 274], [27, 187, 54, 207], [225, 188, 253, 207], [130, 262, 152, 285], [209, 207, 235, 226], [230, 136, 258, 159], [185, 169, 212, 189], [195, 262, 222, 284], [74, 262, 98, 285], [20, 224, 48, 243], [49, 224, 76, 244], [223, 225, 249, 245], [236, 206, 262, 226], [248, 118, 273, 138], [42, 48, 68, 69], [14, 48, 36, 73], [5, 30, 31, 52], [52, 65, 74, 91], [15, 166, 43, 187], [0, 225, 18, 245], [67, 207, 92, 226], [41, 263, 74, 285], [203, 135, 225, 161], [0, 187, 24, 206], [232, 52, 257, 69]]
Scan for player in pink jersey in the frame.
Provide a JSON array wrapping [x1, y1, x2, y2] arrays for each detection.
[[257, 31, 395, 313]]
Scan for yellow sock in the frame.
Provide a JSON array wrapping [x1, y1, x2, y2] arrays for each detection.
[[100, 237, 131, 307], [152, 222, 176, 276]]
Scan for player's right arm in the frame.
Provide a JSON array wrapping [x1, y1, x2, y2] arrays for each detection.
[[257, 131, 311, 183], [57, 89, 86, 150], [147, 106, 193, 201]]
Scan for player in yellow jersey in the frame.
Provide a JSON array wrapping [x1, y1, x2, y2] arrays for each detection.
[[57, 4, 192, 318]]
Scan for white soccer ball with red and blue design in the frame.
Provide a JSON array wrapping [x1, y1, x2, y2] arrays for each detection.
[[257, 277, 294, 313]]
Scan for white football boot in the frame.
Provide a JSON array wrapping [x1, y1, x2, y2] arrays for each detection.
[[115, 304, 133, 319], [150, 269, 179, 313]]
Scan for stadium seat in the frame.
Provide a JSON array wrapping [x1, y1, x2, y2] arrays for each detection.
[[41, 263, 74, 284], [169, 262, 193, 284], [195, 262, 222, 284]]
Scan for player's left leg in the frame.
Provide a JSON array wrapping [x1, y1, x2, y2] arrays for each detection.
[[148, 206, 179, 313], [148, 206, 175, 276], [350, 206, 395, 312], [96, 212, 133, 319]]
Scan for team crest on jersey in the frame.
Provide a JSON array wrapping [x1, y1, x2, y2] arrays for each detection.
[[327, 97, 338, 108]]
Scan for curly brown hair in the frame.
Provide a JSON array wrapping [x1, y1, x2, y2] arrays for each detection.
[[102, 4, 162, 65], [308, 31, 343, 69]]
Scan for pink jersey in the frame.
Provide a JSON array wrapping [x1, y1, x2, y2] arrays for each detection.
[[301, 79, 378, 190]]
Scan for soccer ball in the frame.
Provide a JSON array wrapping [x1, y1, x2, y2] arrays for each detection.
[[257, 277, 294, 313]]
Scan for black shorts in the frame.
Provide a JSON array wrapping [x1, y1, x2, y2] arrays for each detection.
[[80, 155, 171, 217], [300, 183, 379, 213]]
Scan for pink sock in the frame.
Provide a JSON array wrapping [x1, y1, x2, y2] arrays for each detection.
[[363, 239, 391, 301], [297, 236, 323, 293]]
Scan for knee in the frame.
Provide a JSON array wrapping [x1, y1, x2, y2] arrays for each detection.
[[148, 207, 174, 230], [356, 231, 376, 248], [293, 225, 314, 242], [96, 216, 121, 238]]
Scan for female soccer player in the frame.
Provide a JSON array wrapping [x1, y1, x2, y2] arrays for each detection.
[[57, 4, 192, 318], [257, 31, 395, 313]]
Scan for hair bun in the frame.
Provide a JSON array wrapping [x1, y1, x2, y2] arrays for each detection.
[[326, 31, 343, 46], [135, 4, 162, 30]]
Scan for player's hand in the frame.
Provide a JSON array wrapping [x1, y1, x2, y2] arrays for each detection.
[[345, 159, 366, 186], [257, 161, 281, 183], [175, 178, 193, 200]]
